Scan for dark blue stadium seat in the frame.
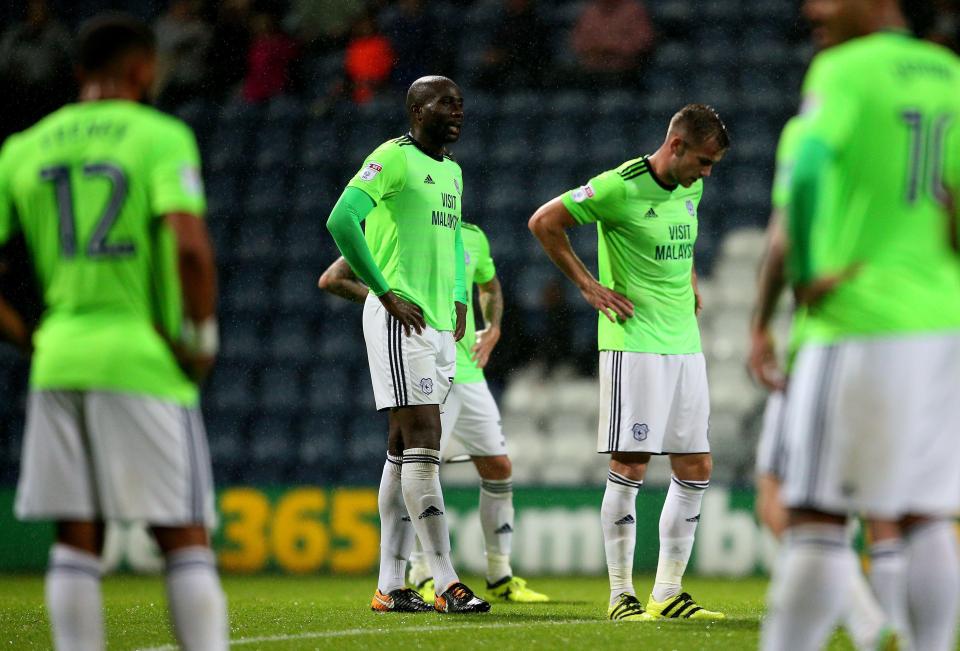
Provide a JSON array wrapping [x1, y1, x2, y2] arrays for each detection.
[[267, 317, 315, 362], [258, 365, 304, 413], [254, 126, 295, 171], [207, 128, 248, 173]]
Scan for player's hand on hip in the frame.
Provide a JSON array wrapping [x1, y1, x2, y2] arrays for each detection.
[[694, 290, 703, 316], [453, 301, 467, 342], [379, 290, 425, 337], [581, 281, 634, 323], [471, 325, 500, 368], [794, 263, 861, 307], [748, 327, 785, 392]]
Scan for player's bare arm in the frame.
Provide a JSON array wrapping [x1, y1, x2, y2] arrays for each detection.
[[318, 256, 369, 304], [453, 301, 467, 342], [167, 211, 218, 381], [471, 275, 503, 368], [0, 294, 31, 354], [749, 210, 788, 391], [691, 264, 702, 316], [528, 196, 634, 322]]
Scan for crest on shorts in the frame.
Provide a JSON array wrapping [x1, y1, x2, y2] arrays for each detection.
[[686, 199, 696, 217], [632, 423, 649, 441], [419, 377, 434, 395]]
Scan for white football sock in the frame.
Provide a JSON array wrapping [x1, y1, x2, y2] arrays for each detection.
[[402, 448, 458, 592], [869, 538, 910, 646], [378, 453, 414, 593], [601, 470, 641, 605], [906, 520, 960, 651], [480, 477, 514, 583], [45, 544, 104, 651], [652, 475, 708, 602], [762, 523, 855, 651], [843, 558, 889, 651], [407, 540, 431, 588], [165, 546, 228, 651]]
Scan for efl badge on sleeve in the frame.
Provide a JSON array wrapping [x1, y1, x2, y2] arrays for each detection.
[[360, 162, 382, 181]]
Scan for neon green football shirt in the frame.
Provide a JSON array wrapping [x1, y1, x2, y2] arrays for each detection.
[[347, 135, 464, 332], [562, 156, 702, 354], [0, 100, 206, 404], [455, 222, 496, 384], [794, 31, 960, 343]]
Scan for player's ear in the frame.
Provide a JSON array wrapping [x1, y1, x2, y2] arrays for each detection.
[[669, 134, 686, 158]]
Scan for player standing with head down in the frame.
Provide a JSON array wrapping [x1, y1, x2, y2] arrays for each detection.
[[760, 1, 960, 649], [0, 14, 227, 651], [326, 76, 490, 614], [529, 105, 728, 622], [319, 220, 549, 604]]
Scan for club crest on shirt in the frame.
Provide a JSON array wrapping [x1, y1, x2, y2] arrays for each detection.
[[419, 377, 434, 395], [360, 162, 382, 181], [686, 199, 696, 217], [632, 423, 649, 441], [465, 251, 471, 265], [453, 178, 462, 196], [571, 184, 595, 203]]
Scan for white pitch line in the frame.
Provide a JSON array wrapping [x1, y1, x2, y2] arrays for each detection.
[[137, 618, 600, 650]]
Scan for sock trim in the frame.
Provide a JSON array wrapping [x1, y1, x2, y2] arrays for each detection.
[[48, 563, 101, 579], [671, 475, 709, 490], [386, 453, 403, 467], [608, 470, 642, 490], [480, 478, 513, 494]]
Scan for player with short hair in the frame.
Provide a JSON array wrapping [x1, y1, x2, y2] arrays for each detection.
[[319, 222, 549, 604], [529, 104, 728, 622], [325, 75, 490, 614], [760, 1, 960, 649], [0, 13, 227, 650]]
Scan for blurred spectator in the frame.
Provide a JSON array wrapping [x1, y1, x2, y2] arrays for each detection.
[[154, 0, 211, 109], [477, 0, 549, 91], [287, 0, 366, 51], [203, 0, 253, 100], [344, 12, 394, 104], [384, 0, 442, 88], [242, 7, 300, 103], [571, 0, 654, 85], [0, 0, 74, 141]]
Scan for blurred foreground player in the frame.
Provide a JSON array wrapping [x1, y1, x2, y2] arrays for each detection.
[[319, 222, 548, 604], [529, 105, 728, 622], [0, 14, 226, 651], [761, 1, 960, 649], [325, 76, 489, 614]]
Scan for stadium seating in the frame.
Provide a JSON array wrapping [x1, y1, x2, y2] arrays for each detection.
[[0, 0, 804, 487]]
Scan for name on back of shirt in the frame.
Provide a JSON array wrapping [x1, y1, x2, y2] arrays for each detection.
[[41, 119, 128, 149], [431, 192, 459, 229]]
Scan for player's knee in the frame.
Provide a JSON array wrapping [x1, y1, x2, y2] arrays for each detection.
[[476, 454, 512, 479], [673, 453, 712, 481], [55, 521, 105, 556], [151, 525, 209, 555]]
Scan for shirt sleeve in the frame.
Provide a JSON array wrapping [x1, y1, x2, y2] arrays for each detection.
[[560, 170, 627, 226], [0, 140, 17, 246], [798, 51, 859, 154], [346, 142, 407, 205], [771, 117, 803, 210], [149, 119, 206, 218], [473, 227, 496, 284]]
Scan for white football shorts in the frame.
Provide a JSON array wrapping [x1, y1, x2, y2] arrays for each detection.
[[362, 294, 455, 411], [782, 334, 960, 518], [597, 350, 710, 454], [755, 390, 789, 479], [440, 381, 507, 458], [16, 390, 216, 527]]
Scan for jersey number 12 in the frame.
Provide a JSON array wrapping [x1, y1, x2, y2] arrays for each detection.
[[40, 162, 134, 258]]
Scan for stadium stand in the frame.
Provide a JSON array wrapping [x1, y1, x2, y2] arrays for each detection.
[[0, 0, 810, 487]]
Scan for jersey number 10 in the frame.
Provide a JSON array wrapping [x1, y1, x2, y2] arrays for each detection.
[[40, 163, 134, 258], [901, 110, 952, 206]]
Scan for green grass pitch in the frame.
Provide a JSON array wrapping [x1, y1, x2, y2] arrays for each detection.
[[0, 574, 861, 650]]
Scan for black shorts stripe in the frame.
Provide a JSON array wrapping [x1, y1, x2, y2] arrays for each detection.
[[807, 346, 839, 503], [770, 393, 790, 479], [183, 408, 202, 523], [387, 315, 401, 406], [613, 352, 623, 450], [607, 353, 617, 451], [395, 319, 408, 405]]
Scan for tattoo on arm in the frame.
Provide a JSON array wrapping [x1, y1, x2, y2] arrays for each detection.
[[478, 276, 503, 328]]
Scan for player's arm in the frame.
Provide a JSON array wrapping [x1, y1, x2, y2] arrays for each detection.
[[453, 219, 467, 341], [691, 264, 702, 316], [318, 256, 368, 304], [326, 187, 425, 336], [528, 197, 633, 322], [749, 210, 788, 391], [0, 294, 31, 354], [166, 212, 218, 381], [472, 275, 503, 368], [0, 144, 31, 353]]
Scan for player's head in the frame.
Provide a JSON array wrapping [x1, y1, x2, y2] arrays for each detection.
[[406, 76, 464, 145], [662, 104, 729, 188], [803, 0, 904, 49], [76, 13, 157, 102]]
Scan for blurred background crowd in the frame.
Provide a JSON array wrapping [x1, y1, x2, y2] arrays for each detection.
[[1, 0, 958, 489]]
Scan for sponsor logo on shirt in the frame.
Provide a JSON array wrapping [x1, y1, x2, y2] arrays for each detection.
[[571, 184, 595, 203], [644, 207, 658, 219], [180, 165, 203, 196], [424, 174, 435, 184], [360, 162, 382, 181]]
